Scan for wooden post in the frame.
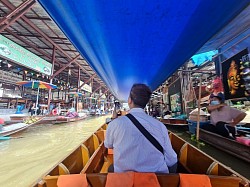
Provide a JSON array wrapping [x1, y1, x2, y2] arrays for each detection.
[[196, 76, 202, 141], [47, 46, 56, 112], [77, 66, 81, 112]]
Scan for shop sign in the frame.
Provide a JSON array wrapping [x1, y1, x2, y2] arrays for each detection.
[[80, 81, 92, 93], [0, 34, 52, 75], [0, 69, 22, 83]]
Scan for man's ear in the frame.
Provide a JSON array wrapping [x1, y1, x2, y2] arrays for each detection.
[[128, 97, 132, 105]]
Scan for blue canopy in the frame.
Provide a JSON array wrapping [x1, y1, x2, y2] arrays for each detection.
[[38, 0, 249, 101]]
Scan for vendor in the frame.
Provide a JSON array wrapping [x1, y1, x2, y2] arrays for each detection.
[[202, 93, 246, 138], [163, 111, 172, 119], [66, 107, 78, 118]]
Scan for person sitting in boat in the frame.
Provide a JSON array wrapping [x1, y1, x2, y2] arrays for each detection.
[[163, 111, 172, 119], [104, 83, 177, 173], [30, 103, 36, 116], [66, 107, 79, 118], [37, 104, 42, 115], [202, 92, 246, 138]]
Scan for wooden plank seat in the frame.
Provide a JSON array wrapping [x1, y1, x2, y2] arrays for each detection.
[[170, 133, 249, 187], [41, 173, 242, 187], [81, 143, 111, 173]]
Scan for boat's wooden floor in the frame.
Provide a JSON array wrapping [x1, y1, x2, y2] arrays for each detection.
[[36, 125, 249, 187]]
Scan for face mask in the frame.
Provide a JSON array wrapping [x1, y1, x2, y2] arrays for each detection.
[[211, 100, 220, 105]]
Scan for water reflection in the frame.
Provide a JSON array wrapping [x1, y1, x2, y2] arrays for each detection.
[[0, 116, 109, 187]]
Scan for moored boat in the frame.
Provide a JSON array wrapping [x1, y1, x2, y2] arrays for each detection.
[[0, 116, 44, 137], [160, 118, 188, 131], [199, 129, 250, 163], [53, 116, 87, 124], [5, 115, 58, 125], [34, 123, 249, 187]]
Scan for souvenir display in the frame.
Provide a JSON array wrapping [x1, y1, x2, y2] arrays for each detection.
[[222, 48, 249, 99]]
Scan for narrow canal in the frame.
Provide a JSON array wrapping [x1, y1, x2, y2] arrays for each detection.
[[0, 116, 108, 187], [0, 116, 249, 187]]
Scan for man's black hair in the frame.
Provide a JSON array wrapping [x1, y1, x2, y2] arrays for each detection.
[[129, 84, 152, 108]]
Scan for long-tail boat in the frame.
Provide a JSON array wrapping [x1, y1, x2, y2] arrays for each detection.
[[160, 118, 188, 132], [199, 128, 250, 163], [34, 123, 250, 187], [53, 116, 88, 124], [0, 116, 44, 137]]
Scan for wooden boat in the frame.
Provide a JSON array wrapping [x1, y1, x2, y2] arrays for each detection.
[[53, 116, 87, 124], [9, 114, 29, 121], [199, 129, 250, 163], [0, 116, 44, 137], [160, 118, 188, 131], [34, 123, 249, 187], [5, 115, 58, 125], [160, 118, 188, 126], [40, 173, 244, 187]]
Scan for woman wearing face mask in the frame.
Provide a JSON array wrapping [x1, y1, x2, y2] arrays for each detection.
[[202, 93, 246, 139]]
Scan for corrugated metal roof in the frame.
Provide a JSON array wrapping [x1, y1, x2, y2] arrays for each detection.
[[0, 0, 108, 94]]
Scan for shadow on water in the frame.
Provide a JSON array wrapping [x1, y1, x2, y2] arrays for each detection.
[[167, 126, 250, 180]]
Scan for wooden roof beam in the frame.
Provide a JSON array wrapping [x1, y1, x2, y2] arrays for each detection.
[[0, 0, 36, 32], [2, 0, 82, 67], [51, 54, 80, 79], [78, 74, 96, 90], [5, 29, 67, 70], [98, 89, 109, 100], [92, 85, 102, 94]]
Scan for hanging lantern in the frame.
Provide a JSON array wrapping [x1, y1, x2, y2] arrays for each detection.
[[24, 70, 28, 74], [7, 63, 12, 68]]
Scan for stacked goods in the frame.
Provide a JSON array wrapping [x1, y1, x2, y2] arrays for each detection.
[[189, 108, 208, 122], [23, 116, 40, 124]]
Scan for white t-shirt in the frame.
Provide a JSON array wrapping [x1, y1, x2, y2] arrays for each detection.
[[210, 105, 244, 125]]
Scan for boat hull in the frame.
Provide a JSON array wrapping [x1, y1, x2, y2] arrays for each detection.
[[199, 129, 250, 163], [35, 124, 249, 187]]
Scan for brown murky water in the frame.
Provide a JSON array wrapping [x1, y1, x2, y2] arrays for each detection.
[[0, 116, 109, 187]]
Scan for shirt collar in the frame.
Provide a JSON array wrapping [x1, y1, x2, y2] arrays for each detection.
[[129, 108, 145, 113]]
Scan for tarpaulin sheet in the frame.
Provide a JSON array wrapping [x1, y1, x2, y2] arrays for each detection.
[[38, 0, 249, 101]]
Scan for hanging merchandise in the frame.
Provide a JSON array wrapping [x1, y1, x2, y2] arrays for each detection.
[[222, 48, 249, 100], [240, 53, 250, 96], [168, 78, 183, 115], [207, 77, 224, 99]]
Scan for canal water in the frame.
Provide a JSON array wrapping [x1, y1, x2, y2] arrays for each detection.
[[0, 116, 109, 187], [0, 116, 249, 187]]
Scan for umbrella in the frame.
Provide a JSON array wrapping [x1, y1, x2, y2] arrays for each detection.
[[67, 92, 83, 110], [16, 81, 57, 115]]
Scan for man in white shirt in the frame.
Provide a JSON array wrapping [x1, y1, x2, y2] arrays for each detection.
[[104, 84, 177, 173]]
